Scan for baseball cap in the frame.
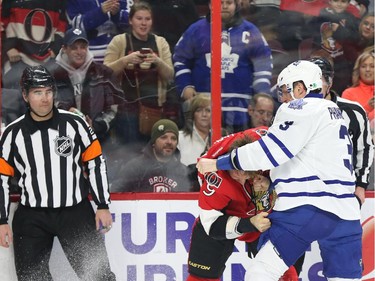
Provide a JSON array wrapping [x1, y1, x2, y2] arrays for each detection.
[[150, 119, 179, 144], [63, 28, 88, 46]]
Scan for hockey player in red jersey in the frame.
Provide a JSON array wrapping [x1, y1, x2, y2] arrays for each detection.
[[186, 127, 298, 281]]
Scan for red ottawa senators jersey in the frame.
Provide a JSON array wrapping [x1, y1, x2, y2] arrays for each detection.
[[197, 126, 274, 242]]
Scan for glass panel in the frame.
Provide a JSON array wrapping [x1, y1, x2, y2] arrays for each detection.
[[1, 0, 374, 192]]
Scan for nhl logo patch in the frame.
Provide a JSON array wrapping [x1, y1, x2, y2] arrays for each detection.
[[54, 136, 73, 157]]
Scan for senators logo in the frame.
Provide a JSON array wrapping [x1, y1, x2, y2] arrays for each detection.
[[54, 136, 73, 157], [203, 172, 223, 196], [255, 128, 268, 137], [25, 9, 53, 43]]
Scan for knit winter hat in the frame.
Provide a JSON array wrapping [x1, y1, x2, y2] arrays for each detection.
[[150, 119, 179, 144]]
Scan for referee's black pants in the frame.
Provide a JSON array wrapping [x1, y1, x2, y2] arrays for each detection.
[[12, 198, 116, 281]]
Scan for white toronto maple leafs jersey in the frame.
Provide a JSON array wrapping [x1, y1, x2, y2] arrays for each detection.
[[235, 94, 360, 220]]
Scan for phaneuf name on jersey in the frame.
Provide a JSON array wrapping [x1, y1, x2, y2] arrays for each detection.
[[328, 107, 344, 120], [288, 100, 344, 121]]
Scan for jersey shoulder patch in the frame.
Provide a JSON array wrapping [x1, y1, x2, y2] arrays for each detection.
[[202, 172, 223, 196], [288, 99, 307, 110]]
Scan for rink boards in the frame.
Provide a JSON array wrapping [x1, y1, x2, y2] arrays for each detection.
[[2, 192, 374, 281]]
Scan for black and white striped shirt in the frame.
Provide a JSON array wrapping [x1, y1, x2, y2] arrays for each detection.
[[0, 107, 111, 223], [335, 95, 374, 189]]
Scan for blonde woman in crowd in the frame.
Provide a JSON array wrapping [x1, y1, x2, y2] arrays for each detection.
[[178, 94, 211, 167], [342, 49, 374, 122]]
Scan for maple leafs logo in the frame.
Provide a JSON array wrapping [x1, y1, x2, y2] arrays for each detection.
[[288, 99, 307, 110], [221, 42, 239, 78], [205, 41, 239, 78]]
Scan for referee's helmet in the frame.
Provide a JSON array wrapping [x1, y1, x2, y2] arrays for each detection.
[[277, 60, 322, 100], [308, 57, 334, 87], [21, 65, 56, 95]]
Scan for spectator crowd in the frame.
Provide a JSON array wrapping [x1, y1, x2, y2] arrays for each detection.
[[1, 0, 374, 193]]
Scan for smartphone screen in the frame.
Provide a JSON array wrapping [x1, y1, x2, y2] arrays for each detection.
[[140, 48, 152, 55]]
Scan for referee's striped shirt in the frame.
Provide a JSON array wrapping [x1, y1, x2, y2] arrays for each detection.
[[335, 96, 374, 189], [0, 107, 111, 223]]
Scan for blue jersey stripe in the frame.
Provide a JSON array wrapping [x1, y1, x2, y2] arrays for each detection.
[[273, 176, 320, 185], [324, 179, 356, 186], [259, 138, 279, 167], [277, 192, 356, 199], [268, 133, 294, 158], [274, 176, 355, 187]]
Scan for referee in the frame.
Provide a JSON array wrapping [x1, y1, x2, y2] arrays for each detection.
[[0, 65, 116, 281]]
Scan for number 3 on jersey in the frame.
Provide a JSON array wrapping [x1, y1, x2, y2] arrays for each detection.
[[339, 125, 353, 174]]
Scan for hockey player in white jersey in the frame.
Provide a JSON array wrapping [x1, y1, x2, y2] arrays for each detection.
[[196, 60, 363, 280]]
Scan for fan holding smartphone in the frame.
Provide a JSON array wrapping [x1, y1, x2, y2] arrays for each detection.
[[103, 2, 175, 144]]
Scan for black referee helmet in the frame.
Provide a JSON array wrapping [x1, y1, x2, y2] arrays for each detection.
[[21, 65, 56, 95], [308, 57, 334, 86]]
